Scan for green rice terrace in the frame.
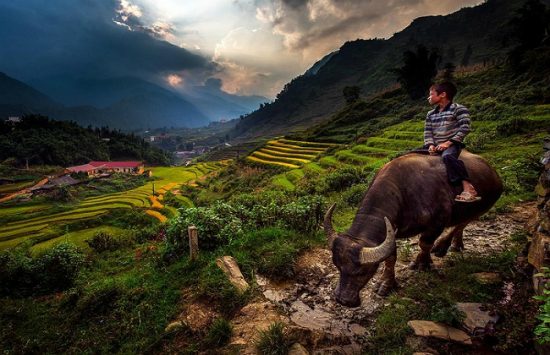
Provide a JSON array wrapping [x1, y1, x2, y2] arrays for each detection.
[[0, 162, 227, 252], [247, 138, 339, 168]]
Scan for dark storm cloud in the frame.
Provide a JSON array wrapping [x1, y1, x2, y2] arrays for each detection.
[[0, 0, 209, 82]]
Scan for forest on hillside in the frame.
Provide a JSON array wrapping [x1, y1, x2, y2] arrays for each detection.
[[0, 115, 170, 167]]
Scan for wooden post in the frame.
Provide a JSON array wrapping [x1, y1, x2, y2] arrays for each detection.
[[188, 225, 198, 261]]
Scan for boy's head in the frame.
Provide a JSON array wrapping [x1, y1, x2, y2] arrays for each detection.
[[430, 82, 457, 102]]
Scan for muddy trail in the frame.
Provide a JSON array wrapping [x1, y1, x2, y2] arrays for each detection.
[[178, 202, 536, 354]]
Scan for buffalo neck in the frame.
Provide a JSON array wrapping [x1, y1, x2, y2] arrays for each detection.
[[346, 176, 401, 246]]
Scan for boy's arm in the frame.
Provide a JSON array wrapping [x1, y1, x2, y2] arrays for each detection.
[[423, 114, 435, 147], [450, 106, 471, 143]]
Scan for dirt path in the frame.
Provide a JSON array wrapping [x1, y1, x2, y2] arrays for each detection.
[[0, 178, 48, 203], [226, 202, 536, 354]]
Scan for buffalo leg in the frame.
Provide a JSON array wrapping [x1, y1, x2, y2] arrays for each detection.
[[376, 251, 397, 296], [431, 222, 468, 257], [410, 228, 444, 270], [450, 224, 467, 252]]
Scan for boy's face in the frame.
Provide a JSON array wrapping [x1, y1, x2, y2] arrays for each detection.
[[428, 88, 446, 105]]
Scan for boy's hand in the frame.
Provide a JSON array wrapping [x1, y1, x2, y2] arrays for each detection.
[[435, 141, 452, 152], [428, 145, 437, 155]]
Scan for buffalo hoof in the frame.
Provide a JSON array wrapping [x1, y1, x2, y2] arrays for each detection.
[[431, 246, 449, 258], [449, 245, 464, 253], [408, 261, 432, 271], [375, 280, 397, 297]]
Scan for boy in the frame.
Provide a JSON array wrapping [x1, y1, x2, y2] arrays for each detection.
[[424, 82, 480, 202]]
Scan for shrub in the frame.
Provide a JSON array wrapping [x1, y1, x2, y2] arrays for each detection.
[[0, 243, 85, 296], [324, 166, 370, 192], [203, 318, 233, 348], [34, 243, 85, 293], [166, 192, 325, 252], [255, 322, 292, 355], [496, 117, 534, 136], [534, 267, 550, 345], [0, 249, 35, 296], [86, 231, 127, 253], [341, 183, 369, 206]]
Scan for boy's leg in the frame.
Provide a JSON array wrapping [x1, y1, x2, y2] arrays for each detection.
[[441, 145, 466, 185], [441, 146, 479, 200]]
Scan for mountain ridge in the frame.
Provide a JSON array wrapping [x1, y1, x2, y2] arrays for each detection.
[[229, 0, 531, 141]]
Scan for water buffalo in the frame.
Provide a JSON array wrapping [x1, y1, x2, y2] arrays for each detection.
[[324, 150, 503, 307]]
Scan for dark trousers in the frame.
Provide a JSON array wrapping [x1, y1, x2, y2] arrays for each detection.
[[441, 145, 469, 185]]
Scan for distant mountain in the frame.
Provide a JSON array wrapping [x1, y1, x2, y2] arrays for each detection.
[[30, 75, 266, 126], [230, 0, 533, 140], [185, 78, 267, 121], [0, 72, 62, 116], [0, 73, 209, 129]]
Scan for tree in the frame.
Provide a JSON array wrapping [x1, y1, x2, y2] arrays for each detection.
[[343, 86, 361, 104], [441, 62, 456, 82], [393, 45, 441, 100], [511, 0, 549, 50], [460, 44, 473, 67], [508, 0, 550, 67]]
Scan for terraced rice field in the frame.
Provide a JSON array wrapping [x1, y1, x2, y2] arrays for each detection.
[[271, 123, 423, 191], [0, 162, 226, 251], [247, 138, 338, 169]]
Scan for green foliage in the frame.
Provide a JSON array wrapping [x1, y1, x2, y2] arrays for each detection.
[[343, 86, 361, 104], [231, 227, 307, 280], [255, 322, 292, 355], [0, 242, 84, 296], [534, 267, 550, 344], [341, 182, 368, 206], [166, 192, 325, 252], [85, 231, 128, 253], [324, 166, 371, 192], [196, 260, 250, 313], [203, 318, 233, 348], [168, 202, 243, 251], [0, 115, 170, 167], [49, 185, 76, 202]]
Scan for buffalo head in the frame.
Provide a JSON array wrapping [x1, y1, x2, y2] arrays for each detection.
[[324, 204, 396, 307]]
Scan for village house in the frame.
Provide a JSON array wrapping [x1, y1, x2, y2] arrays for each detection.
[[66, 161, 144, 176]]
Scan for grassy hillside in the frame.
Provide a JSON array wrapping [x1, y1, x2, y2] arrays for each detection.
[[229, 0, 531, 140]]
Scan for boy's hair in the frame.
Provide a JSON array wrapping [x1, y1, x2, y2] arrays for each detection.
[[432, 82, 457, 101]]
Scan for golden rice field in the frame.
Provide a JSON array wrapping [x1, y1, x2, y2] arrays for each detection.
[[0, 162, 227, 251]]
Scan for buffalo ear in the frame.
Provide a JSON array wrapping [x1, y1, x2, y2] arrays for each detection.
[[323, 203, 338, 248]]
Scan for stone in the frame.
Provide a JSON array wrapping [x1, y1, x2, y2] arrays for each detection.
[[289, 343, 310, 355], [455, 303, 498, 334], [164, 320, 186, 333], [216, 255, 250, 294], [290, 300, 332, 330], [229, 301, 286, 354], [349, 323, 367, 336], [471, 272, 502, 285], [528, 232, 550, 271], [407, 320, 472, 345]]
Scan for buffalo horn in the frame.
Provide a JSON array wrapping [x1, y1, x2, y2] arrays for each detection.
[[359, 217, 396, 264], [323, 203, 338, 248]]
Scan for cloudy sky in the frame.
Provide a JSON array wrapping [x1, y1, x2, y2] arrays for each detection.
[[0, 0, 483, 98]]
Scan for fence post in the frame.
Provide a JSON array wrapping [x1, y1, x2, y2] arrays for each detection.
[[188, 225, 198, 261]]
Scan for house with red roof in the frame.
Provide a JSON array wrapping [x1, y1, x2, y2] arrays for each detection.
[[66, 161, 144, 176]]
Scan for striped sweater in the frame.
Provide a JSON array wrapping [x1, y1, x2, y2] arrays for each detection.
[[424, 102, 471, 146]]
